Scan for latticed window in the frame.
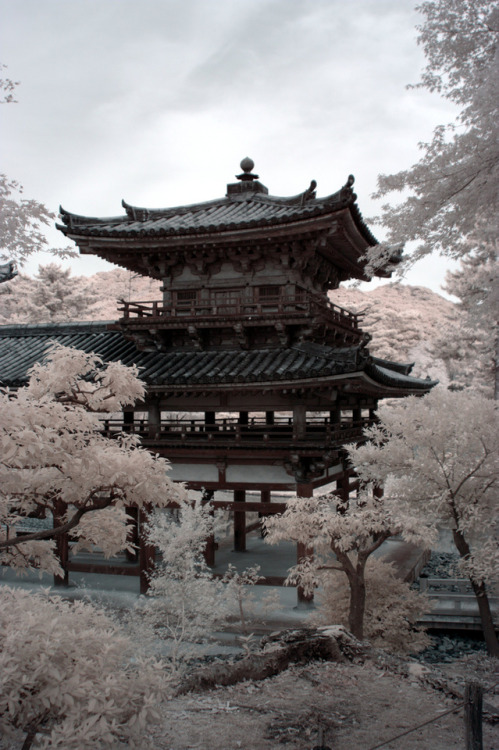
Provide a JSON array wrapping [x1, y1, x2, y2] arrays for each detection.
[[258, 285, 280, 300], [176, 290, 198, 306]]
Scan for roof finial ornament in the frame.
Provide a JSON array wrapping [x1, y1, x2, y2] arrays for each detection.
[[300, 180, 317, 206], [237, 157, 259, 182], [340, 174, 356, 203]]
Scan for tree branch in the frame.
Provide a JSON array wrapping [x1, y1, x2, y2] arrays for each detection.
[[0, 497, 114, 550]]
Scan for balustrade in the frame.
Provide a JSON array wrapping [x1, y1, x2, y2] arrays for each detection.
[[101, 415, 370, 446], [118, 292, 361, 333]]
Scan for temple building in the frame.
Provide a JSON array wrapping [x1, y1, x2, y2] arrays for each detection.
[[0, 159, 436, 593]]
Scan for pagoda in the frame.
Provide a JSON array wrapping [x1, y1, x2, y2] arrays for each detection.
[[0, 159, 436, 594]]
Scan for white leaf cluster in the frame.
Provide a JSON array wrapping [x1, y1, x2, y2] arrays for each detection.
[[264, 492, 396, 560], [314, 557, 431, 654], [348, 388, 499, 584], [368, 0, 499, 270], [0, 586, 170, 749], [25, 342, 145, 410], [0, 344, 185, 572], [144, 500, 270, 661]]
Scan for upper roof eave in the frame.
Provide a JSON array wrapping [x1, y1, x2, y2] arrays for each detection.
[[57, 176, 378, 247]]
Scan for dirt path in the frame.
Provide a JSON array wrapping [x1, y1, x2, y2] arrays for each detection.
[[149, 659, 499, 750]]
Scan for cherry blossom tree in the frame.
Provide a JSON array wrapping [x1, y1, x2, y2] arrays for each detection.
[[367, 0, 499, 274], [348, 388, 499, 657], [0, 342, 186, 573]]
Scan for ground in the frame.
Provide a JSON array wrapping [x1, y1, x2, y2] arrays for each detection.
[[146, 656, 499, 750]]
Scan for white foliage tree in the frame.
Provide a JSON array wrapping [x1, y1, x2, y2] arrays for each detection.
[[348, 388, 499, 657], [264, 491, 404, 642], [0, 587, 170, 750], [438, 238, 499, 398], [0, 344, 190, 748], [143, 498, 228, 667], [367, 0, 499, 274], [314, 557, 430, 654], [0, 342, 186, 573]]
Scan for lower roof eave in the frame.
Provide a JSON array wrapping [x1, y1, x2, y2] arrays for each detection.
[[342, 370, 437, 397], [144, 369, 433, 397]]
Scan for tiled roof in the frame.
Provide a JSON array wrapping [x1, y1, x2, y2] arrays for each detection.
[[57, 176, 377, 246], [0, 322, 437, 393]]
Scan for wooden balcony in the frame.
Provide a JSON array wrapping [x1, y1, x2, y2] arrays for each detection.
[[101, 415, 370, 449], [117, 292, 362, 337]]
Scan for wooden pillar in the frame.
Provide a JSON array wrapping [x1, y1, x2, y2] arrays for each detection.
[[53, 500, 69, 587], [205, 411, 216, 433], [233, 489, 246, 552], [293, 404, 306, 439], [265, 411, 274, 425], [203, 532, 216, 567], [148, 399, 161, 438], [139, 505, 155, 594], [123, 409, 134, 433], [296, 481, 314, 605], [352, 405, 361, 423], [329, 406, 341, 424], [238, 411, 249, 425], [336, 471, 350, 509]]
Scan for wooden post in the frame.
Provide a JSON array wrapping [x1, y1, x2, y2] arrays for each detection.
[[465, 681, 483, 750], [329, 407, 341, 424], [139, 505, 155, 594], [53, 500, 69, 587], [123, 409, 134, 433], [203, 532, 216, 567], [238, 411, 249, 425], [233, 489, 246, 552], [336, 471, 350, 510], [148, 399, 161, 438], [296, 481, 314, 606], [293, 404, 306, 439], [265, 411, 274, 425]]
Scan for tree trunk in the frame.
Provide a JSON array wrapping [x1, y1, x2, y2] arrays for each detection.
[[453, 529, 499, 658], [346, 568, 366, 641]]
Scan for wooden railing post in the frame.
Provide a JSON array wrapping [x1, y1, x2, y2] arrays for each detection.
[[465, 681, 483, 750]]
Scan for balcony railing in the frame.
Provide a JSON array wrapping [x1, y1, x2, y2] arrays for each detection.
[[117, 292, 361, 334], [101, 415, 370, 447]]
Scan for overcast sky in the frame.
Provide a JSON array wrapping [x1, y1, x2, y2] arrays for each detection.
[[1, 0, 459, 294]]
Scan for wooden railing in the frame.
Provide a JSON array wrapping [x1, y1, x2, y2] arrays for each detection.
[[101, 416, 370, 446], [117, 293, 361, 334]]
